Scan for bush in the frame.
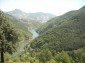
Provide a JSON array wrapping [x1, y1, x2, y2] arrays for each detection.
[[55, 51, 75, 63]]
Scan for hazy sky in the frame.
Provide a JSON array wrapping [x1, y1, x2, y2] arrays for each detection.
[[0, 0, 85, 15]]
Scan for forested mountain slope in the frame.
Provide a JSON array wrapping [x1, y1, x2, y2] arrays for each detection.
[[7, 9, 41, 30], [31, 6, 85, 52], [1, 10, 32, 38], [36, 6, 85, 34]]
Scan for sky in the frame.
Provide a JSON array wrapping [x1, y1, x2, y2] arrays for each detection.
[[0, 0, 85, 16]]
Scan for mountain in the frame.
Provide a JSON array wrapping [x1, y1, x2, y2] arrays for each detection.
[[7, 9, 28, 19], [7, 9, 56, 23], [30, 6, 85, 53], [36, 10, 79, 34], [7, 9, 41, 30], [2, 10, 32, 38], [28, 12, 56, 23]]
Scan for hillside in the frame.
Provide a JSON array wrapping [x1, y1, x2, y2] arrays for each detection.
[[2, 10, 32, 38], [30, 6, 85, 53], [36, 7, 85, 34], [7, 9, 41, 30], [7, 9, 56, 23]]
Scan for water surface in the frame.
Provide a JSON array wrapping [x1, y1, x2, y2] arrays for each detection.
[[30, 29, 39, 39]]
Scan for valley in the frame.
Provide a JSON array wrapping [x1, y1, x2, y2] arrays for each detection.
[[30, 29, 39, 39], [0, 2, 85, 63]]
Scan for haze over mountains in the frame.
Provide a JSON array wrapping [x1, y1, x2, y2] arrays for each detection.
[[1, 3, 85, 63], [1, 0, 85, 63], [7, 9, 56, 23]]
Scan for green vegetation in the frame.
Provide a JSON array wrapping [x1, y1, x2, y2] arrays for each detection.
[[31, 5, 85, 52], [0, 10, 22, 63], [1, 6, 85, 63], [29, 6, 85, 63], [18, 47, 85, 63], [36, 6, 85, 34], [4, 13, 32, 38]]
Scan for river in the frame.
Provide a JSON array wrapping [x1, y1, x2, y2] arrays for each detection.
[[30, 29, 39, 39], [10, 29, 39, 57]]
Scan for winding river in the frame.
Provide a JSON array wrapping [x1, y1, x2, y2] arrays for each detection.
[[11, 29, 39, 57], [30, 29, 39, 39]]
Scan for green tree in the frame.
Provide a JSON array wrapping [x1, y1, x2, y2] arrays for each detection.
[[55, 51, 75, 63], [38, 49, 53, 63], [0, 11, 20, 63], [80, 53, 85, 63], [47, 59, 57, 63]]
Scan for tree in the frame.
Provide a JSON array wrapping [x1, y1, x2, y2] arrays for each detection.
[[47, 59, 57, 63], [55, 51, 75, 63], [80, 53, 85, 63], [0, 11, 20, 63], [38, 49, 53, 63]]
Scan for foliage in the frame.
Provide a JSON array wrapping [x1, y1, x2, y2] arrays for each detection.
[[47, 59, 56, 63], [68, 47, 85, 63], [38, 49, 53, 63], [29, 6, 85, 63], [1, 6, 85, 63], [36, 6, 85, 34], [31, 6, 85, 53], [80, 53, 85, 63], [55, 51, 75, 63], [3, 11, 32, 39], [0, 11, 20, 54]]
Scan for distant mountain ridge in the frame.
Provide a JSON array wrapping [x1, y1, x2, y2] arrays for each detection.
[[7, 9, 28, 19], [7, 9, 41, 30], [7, 9, 56, 23], [28, 12, 56, 23]]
